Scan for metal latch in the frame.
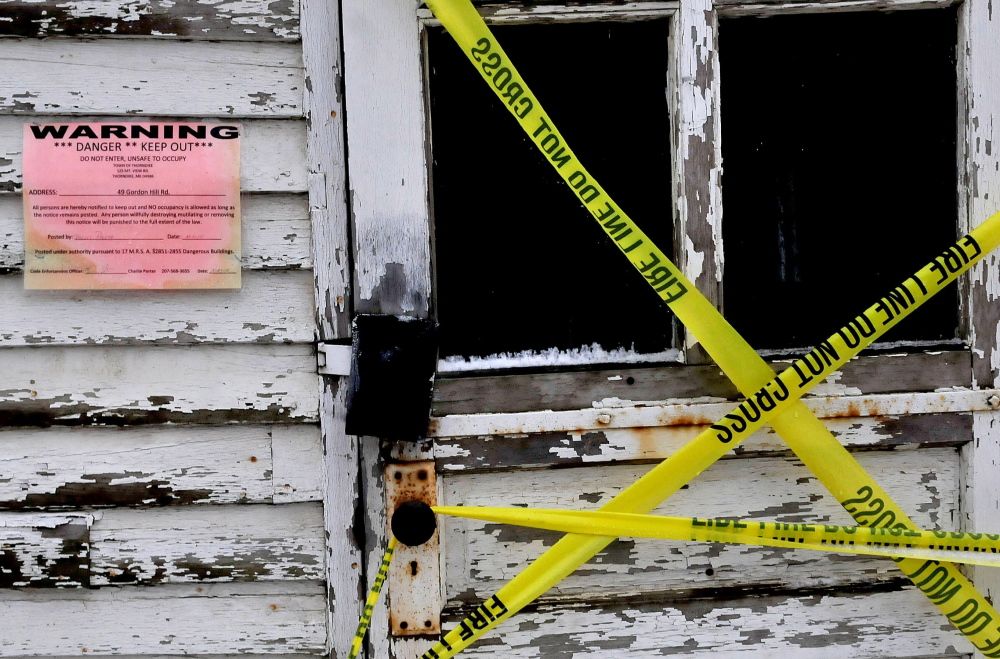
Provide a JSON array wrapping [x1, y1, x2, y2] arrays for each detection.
[[317, 343, 352, 376]]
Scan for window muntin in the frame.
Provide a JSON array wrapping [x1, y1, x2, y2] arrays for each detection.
[[719, 9, 960, 351], [428, 19, 677, 372]]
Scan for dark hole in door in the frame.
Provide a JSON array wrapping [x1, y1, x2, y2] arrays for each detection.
[[720, 9, 959, 351], [429, 20, 676, 370]]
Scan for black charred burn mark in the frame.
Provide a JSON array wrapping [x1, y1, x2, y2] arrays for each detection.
[[0, 402, 300, 428], [0, 474, 211, 510], [357, 262, 426, 316], [578, 492, 603, 504], [0, 550, 25, 588]]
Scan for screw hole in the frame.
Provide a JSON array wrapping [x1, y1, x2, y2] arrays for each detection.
[[399, 621, 408, 630], [394, 472, 402, 480], [626, 376, 635, 385], [705, 568, 715, 577], [417, 470, 428, 480], [424, 620, 432, 628]]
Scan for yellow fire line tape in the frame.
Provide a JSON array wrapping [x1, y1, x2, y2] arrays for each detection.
[[434, 506, 1000, 568], [419, 0, 1000, 656], [348, 536, 397, 659]]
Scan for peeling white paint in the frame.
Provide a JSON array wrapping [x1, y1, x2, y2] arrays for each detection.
[[442, 449, 958, 605], [439, 345, 682, 373]]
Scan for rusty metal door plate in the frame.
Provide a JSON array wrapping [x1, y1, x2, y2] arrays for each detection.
[[385, 461, 441, 636]]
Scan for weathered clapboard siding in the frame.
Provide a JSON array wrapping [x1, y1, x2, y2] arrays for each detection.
[[0, 344, 319, 426], [0, 40, 302, 117], [0, 269, 314, 345], [435, 412, 972, 471], [0, 194, 311, 271], [444, 587, 973, 657], [90, 503, 323, 585], [430, 389, 994, 439], [0, 504, 323, 588], [0, 0, 300, 41], [0, 581, 326, 655], [442, 448, 958, 605], [0, 424, 322, 508], [0, 513, 90, 588], [432, 350, 972, 415], [0, 117, 308, 194]]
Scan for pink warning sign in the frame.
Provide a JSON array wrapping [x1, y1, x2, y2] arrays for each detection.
[[23, 122, 241, 289]]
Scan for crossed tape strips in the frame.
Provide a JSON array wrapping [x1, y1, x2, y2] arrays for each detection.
[[355, 1, 1000, 656]]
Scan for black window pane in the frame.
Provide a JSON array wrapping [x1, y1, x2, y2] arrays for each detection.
[[720, 9, 959, 350], [429, 20, 675, 366]]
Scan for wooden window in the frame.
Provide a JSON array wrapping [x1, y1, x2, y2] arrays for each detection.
[[428, 19, 677, 372], [341, 0, 1000, 654], [720, 9, 960, 351]]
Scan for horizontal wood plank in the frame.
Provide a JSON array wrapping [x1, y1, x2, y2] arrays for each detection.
[[0, 0, 300, 41], [432, 350, 972, 415], [0, 344, 319, 426], [0, 513, 90, 587], [0, 424, 322, 509], [0, 581, 326, 655], [0, 40, 302, 117], [443, 586, 972, 657], [0, 268, 315, 346], [442, 448, 958, 605], [90, 503, 324, 585], [435, 411, 973, 471], [0, 194, 312, 271], [0, 117, 308, 194], [716, 0, 958, 16], [430, 389, 995, 439]]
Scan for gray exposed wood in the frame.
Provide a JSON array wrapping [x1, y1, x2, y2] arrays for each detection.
[[0, 269, 314, 346], [441, 448, 958, 605], [967, 0, 1000, 389], [432, 350, 972, 415], [672, 0, 722, 365], [0, 0, 300, 41], [302, 0, 351, 340], [0, 193, 311, 272], [435, 411, 972, 472], [0, 424, 322, 509], [0, 344, 319, 427], [0, 581, 327, 655], [319, 380, 363, 658], [0, 40, 302, 117], [441, 587, 972, 657]]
